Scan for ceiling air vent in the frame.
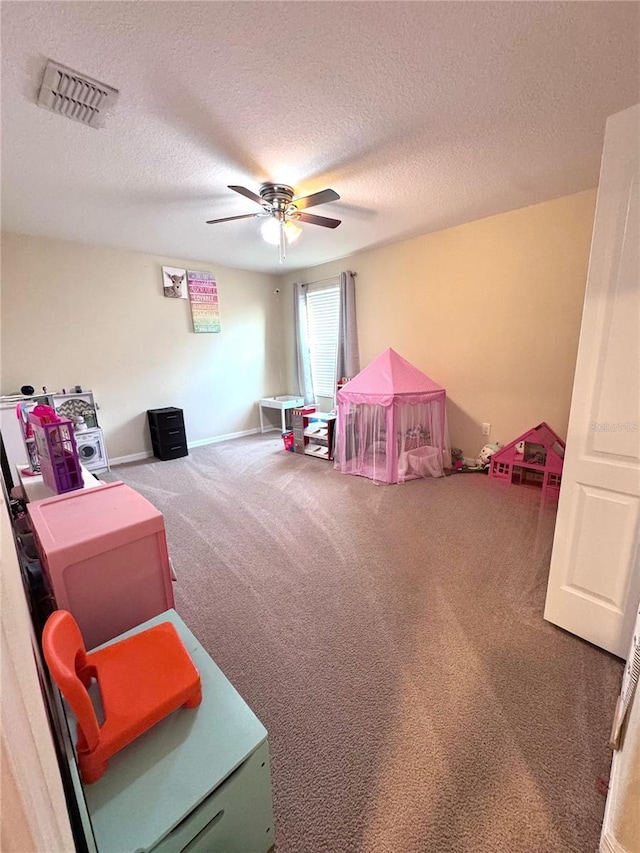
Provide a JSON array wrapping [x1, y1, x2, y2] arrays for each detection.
[[37, 60, 119, 129]]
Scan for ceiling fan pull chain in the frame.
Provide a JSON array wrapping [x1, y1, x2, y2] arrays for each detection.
[[278, 220, 286, 263]]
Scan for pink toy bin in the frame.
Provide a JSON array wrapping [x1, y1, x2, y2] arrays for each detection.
[[281, 430, 295, 452], [28, 481, 175, 650]]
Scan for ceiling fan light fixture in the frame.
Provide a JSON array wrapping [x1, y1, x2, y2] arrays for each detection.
[[261, 216, 302, 247], [283, 220, 302, 243], [260, 217, 281, 245], [209, 183, 340, 263]]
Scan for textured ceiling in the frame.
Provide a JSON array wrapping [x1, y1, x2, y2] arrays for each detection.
[[2, 2, 639, 275]]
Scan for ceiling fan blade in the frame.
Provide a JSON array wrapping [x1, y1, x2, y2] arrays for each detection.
[[205, 213, 261, 225], [228, 185, 269, 208], [292, 189, 340, 210], [296, 211, 342, 229]]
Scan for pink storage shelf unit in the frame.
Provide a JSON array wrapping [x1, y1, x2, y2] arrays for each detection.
[[28, 481, 175, 650], [488, 422, 565, 501]]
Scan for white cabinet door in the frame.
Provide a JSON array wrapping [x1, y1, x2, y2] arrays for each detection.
[[544, 105, 640, 658]]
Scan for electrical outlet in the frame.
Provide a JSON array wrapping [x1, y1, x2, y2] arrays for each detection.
[[482, 422, 491, 436]]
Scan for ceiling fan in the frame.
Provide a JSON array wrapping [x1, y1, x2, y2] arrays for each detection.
[[206, 183, 341, 263]]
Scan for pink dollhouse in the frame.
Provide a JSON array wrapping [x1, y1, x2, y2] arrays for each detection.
[[489, 422, 565, 500]]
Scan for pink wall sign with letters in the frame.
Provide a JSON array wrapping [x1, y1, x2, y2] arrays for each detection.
[[187, 270, 221, 333]]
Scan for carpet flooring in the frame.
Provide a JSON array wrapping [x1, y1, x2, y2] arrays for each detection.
[[108, 434, 622, 853]]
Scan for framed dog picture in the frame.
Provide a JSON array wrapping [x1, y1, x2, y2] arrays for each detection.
[[162, 266, 188, 299]]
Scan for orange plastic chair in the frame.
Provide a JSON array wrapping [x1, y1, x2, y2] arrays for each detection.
[[42, 610, 202, 784]]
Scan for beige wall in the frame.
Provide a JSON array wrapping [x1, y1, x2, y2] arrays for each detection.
[[2, 190, 596, 461], [1, 234, 282, 459], [281, 190, 596, 457]]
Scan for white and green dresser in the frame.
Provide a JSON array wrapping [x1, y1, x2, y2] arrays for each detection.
[[61, 609, 275, 853]]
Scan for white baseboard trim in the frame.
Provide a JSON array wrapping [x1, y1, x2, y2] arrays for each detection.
[[601, 830, 628, 853], [110, 450, 154, 466], [599, 750, 629, 853], [188, 426, 275, 447], [110, 427, 275, 466]]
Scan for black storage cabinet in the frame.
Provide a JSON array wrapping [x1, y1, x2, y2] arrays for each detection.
[[147, 407, 188, 460]]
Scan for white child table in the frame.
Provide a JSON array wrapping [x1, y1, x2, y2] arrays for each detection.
[[258, 395, 304, 434]]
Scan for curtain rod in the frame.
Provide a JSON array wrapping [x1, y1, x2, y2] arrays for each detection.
[[300, 271, 357, 287]]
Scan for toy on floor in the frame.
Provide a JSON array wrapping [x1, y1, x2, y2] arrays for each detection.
[[449, 443, 502, 474], [488, 422, 565, 500], [476, 442, 502, 470], [451, 447, 464, 470]]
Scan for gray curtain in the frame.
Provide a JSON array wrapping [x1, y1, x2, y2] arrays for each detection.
[[336, 271, 360, 384], [293, 283, 315, 405]]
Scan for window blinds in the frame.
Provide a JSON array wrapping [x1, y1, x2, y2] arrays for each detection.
[[306, 280, 340, 398]]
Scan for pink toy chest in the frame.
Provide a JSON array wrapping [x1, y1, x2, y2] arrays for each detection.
[[28, 481, 175, 650]]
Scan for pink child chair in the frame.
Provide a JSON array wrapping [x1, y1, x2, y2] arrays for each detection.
[[43, 610, 202, 784]]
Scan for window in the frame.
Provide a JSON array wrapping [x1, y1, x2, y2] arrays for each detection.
[[305, 280, 340, 398]]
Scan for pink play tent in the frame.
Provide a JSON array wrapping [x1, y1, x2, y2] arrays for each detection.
[[334, 348, 451, 484]]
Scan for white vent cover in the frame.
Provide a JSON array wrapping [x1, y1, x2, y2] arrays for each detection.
[[37, 60, 119, 129]]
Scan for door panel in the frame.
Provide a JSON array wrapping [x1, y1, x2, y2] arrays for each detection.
[[568, 486, 638, 607]]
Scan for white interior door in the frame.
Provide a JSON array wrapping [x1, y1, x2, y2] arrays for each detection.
[[544, 104, 640, 659]]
